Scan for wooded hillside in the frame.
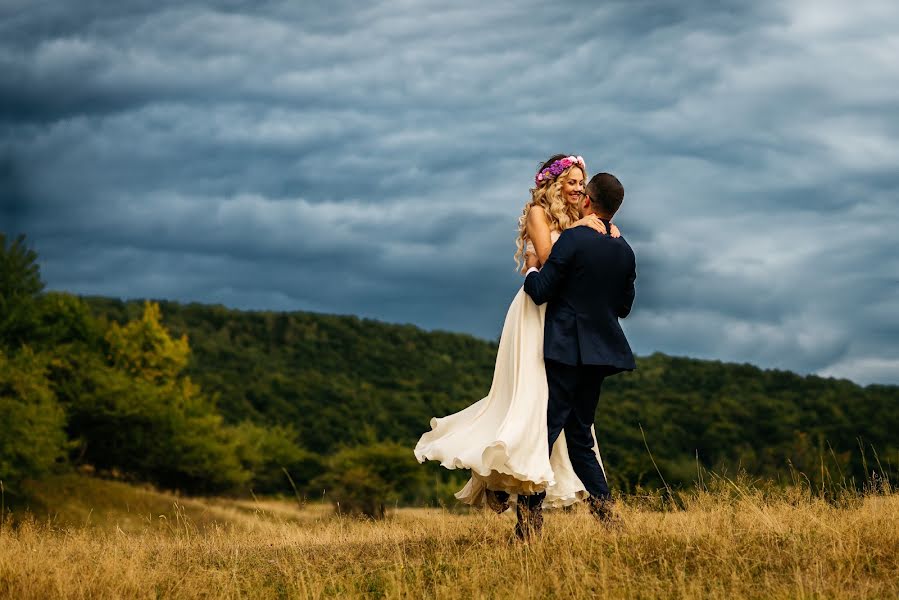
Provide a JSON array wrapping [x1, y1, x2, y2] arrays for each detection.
[[85, 297, 899, 492]]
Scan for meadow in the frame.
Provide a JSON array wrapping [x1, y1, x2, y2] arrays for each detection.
[[2, 475, 898, 599]]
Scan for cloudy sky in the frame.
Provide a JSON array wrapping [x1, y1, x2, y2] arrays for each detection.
[[2, 0, 897, 384]]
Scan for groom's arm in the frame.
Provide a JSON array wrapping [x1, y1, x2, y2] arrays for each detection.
[[523, 231, 576, 305], [618, 249, 636, 318]]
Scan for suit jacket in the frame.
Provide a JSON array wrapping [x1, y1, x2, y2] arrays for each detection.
[[524, 223, 636, 370]]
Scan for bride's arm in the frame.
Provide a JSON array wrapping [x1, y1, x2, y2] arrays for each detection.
[[526, 207, 618, 270], [568, 214, 621, 237], [569, 214, 622, 237], [526, 206, 554, 266]]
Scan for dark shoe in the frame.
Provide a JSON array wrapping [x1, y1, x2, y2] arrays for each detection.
[[514, 498, 544, 542], [586, 495, 620, 529], [485, 489, 510, 514]]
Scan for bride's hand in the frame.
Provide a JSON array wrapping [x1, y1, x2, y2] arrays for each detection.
[[610, 223, 621, 238], [571, 214, 607, 235]]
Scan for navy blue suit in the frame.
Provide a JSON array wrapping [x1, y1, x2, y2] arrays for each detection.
[[523, 222, 636, 500]]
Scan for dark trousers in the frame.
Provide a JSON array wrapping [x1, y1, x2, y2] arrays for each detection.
[[534, 359, 613, 503]]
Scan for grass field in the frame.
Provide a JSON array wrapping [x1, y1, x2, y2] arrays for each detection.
[[1, 475, 898, 599]]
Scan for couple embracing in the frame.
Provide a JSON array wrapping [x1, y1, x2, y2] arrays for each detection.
[[415, 154, 636, 540]]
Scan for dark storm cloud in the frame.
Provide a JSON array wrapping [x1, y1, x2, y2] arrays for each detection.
[[2, 0, 897, 384]]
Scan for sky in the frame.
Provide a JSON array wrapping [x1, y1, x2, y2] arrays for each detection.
[[1, 0, 897, 385]]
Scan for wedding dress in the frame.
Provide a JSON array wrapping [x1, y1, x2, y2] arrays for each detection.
[[414, 231, 605, 508]]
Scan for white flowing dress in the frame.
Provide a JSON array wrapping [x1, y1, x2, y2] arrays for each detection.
[[414, 232, 605, 508]]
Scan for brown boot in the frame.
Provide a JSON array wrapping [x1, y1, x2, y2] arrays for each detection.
[[586, 495, 620, 528], [514, 497, 544, 541], [485, 489, 510, 514]]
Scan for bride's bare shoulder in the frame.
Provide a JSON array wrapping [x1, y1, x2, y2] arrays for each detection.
[[527, 205, 549, 225]]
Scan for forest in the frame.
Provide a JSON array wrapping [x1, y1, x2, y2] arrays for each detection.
[[3, 233, 897, 511]]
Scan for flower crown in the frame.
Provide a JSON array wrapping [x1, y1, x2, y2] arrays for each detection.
[[535, 155, 586, 186]]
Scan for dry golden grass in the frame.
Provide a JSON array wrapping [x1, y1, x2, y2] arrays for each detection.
[[2, 476, 898, 599]]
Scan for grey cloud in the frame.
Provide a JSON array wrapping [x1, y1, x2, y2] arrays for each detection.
[[2, 0, 897, 384]]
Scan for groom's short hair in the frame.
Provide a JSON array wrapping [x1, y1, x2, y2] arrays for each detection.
[[586, 173, 624, 217]]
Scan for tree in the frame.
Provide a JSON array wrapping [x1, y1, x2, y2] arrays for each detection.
[[66, 301, 250, 492], [0, 348, 67, 483], [0, 233, 44, 350], [104, 301, 191, 386]]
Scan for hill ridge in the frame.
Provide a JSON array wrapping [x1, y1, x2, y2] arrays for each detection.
[[80, 294, 887, 389]]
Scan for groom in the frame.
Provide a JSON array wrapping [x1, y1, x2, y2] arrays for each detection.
[[519, 172, 637, 539]]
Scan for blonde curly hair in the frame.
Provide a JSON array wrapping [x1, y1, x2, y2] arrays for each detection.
[[514, 154, 587, 272]]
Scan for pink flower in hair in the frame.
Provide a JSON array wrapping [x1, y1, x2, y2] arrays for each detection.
[[535, 155, 588, 186]]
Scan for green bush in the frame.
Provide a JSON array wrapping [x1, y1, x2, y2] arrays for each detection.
[[232, 422, 325, 494], [313, 442, 430, 518]]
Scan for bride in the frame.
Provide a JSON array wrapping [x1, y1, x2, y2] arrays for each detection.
[[414, 154, 619, 509]]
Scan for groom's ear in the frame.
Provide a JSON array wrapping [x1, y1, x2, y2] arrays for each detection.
[[582, 195, 592, 210]]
